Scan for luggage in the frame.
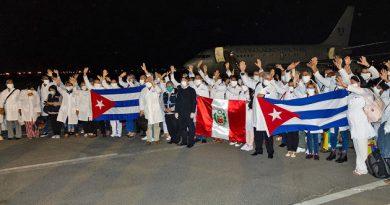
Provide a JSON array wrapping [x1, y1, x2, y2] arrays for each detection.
[[136, 116, 148, 133], [363, 94, 385, 123], [365, 149, 390, 179]]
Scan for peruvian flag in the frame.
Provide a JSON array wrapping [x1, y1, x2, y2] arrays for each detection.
[[195, 97, 246, 143]]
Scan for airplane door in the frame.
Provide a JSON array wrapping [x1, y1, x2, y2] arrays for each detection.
[[215, 47, 226, 63]]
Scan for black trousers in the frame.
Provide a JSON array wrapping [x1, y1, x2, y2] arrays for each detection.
[[165, 114, 179, 143], [178, 116, 195, 145], [90, 121, 106, 135], [254, 129, 274, 155], [286, 131, 299, 151], [81, 120, 95, 134], [48, 114, 62, 135]]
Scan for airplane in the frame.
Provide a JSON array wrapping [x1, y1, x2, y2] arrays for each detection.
[[184, 6, 388, 75]]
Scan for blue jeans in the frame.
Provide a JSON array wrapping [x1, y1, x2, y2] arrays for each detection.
[[42, 116, 49, 134], [126, 120, 135, 133], [330, 128, 350, 152], [307, 133, 319, 154]]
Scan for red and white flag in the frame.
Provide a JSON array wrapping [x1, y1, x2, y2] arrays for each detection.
[[195, 97, 246, 143]]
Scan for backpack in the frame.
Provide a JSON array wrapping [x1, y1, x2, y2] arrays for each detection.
[[363, 93, 385, 123], [365, 149, 390, 179]]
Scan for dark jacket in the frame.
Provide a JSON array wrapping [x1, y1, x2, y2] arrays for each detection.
[[175, 86, 196, 118], [45, 92, 62, 114], [163, 89, 178, 109]]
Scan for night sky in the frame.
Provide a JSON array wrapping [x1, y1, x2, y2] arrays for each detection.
[[1, 0, 389, 72]]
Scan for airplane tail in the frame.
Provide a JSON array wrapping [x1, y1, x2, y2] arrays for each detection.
[[322, 6, 354, 46]]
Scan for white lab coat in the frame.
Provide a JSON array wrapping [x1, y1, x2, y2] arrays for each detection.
[[139, 86, 164, 125], [199, 70, 226, 99], [0, 88, 21, 121], [38, 82, 55, 116], [57, 87, 79, 124], [76, 90, 92, 121], [346, 85, 376, 139], [191, 83, 209, 97], [19, 90, 41, 122], [225, 85, 242, 100], [241, 73, 265, 131]]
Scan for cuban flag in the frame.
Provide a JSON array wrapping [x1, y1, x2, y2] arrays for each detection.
[[258, 89, 349, 136], [91, 86, 144, 121]]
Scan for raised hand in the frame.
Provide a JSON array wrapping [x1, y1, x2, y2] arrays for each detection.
[[102, 69, 108, 78], [225, 62, 230, 72], [270, 69, 275, 78], [170, 65, 176, 73], [254, 59, 262, 69], [105, 76, 111, 82], [141, 63, 148, 72], [239, 61, 246, 73], [53, 69, 59, 75], [287, 61, 300, 70], [336, 76, 347, 88], [119, 72, 127, 78], [307, 57, 318, 73], [83, 67, 89, 76], [384, 60, 390, 69], [188, 65, 194, 73], [357, 56, 370, 67], [47, 69, 53, 77], [196, 60, 203, 69], [97, 75, 103, 81], [333, 56, 343, 70], [202, 64, 208, 74]]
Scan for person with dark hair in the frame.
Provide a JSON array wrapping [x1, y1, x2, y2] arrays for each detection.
[[19, 84, 41, 139], [45, 85, 62, 139], [337, 75, 376, 176], [38, 72, 55, 137], [0, 79, 22, 140], [175, 77, 197, 148], [162, 81, 179, 144]]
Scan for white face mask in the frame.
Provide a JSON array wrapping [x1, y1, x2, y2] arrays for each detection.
[[111, 83, 118, 88], [6, 84, 14, 89], [253, 75, 260, 81], [194, 79, 202, 86], [307, 88, 315, 96], [145, 82, 152, 88], [43, 80, 50, 85], [283, 73, 291, 83], [65, 86, 73, 91], [289, 86, 294, 92], [230, 81, 238, 87], [49, 90, 56, 95], [302, 76, 311, 84], [242, 85, 248, 92], [238, 79, 243, 85], [351, 83, 359, 87], [155, 78, 161, 83], [94, 84, 102, 89], [181, 81, 188, 88], [361, 73, 371, 80], [139, 79, 145, 85], [373, 86, 381, 95], [81, 86, 87, 91], [263, 80, 271, 86]]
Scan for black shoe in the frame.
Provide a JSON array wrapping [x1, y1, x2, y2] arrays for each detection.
[[7, 138, 13, 140], [326, 150, 337, 161], [187, 144, 194, 148], [306, 154, 313, 159], [279, 143, 286, 147], [314, 155, 320, 160], [201, 139, 207, 143], [251, 152, 259, 156], [15, 138, 21, 140], [178, 143, 187, 146], [168, 141, 174, 144], [336, 153, 348, 163], [268, 154, 273, 159]]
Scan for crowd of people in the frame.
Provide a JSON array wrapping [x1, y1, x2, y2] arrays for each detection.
[[0, 56, 390, 177]]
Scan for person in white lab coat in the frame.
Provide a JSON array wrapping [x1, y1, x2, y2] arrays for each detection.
[[337, 75, 376, 176], [38, 74, 55, 137], [119, 72, 140, 138], [199, 65, 226, 99], [225, 75, 244, 147], [139, 76, 164, 144], [0, 80, 22, 140], [55, 80, 79, 138], [76, 82, 94, 137], [19, 84, 41, 139]]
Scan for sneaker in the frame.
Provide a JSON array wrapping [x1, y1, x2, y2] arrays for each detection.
[[296, 147, 306, 153], [285, 151, 291, 157], [240, 144, 248, 150], [166, 136, 171, 141], [235, 143, 241, 147], [40, 133, 48, 138], [291, 152, 296, 158], [229, 142, 236, 146], [246, 145, 253, 151], [141, 136, 148, 141]]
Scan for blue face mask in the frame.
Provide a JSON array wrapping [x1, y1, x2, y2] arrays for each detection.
[[167, 86, 173, 92]]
